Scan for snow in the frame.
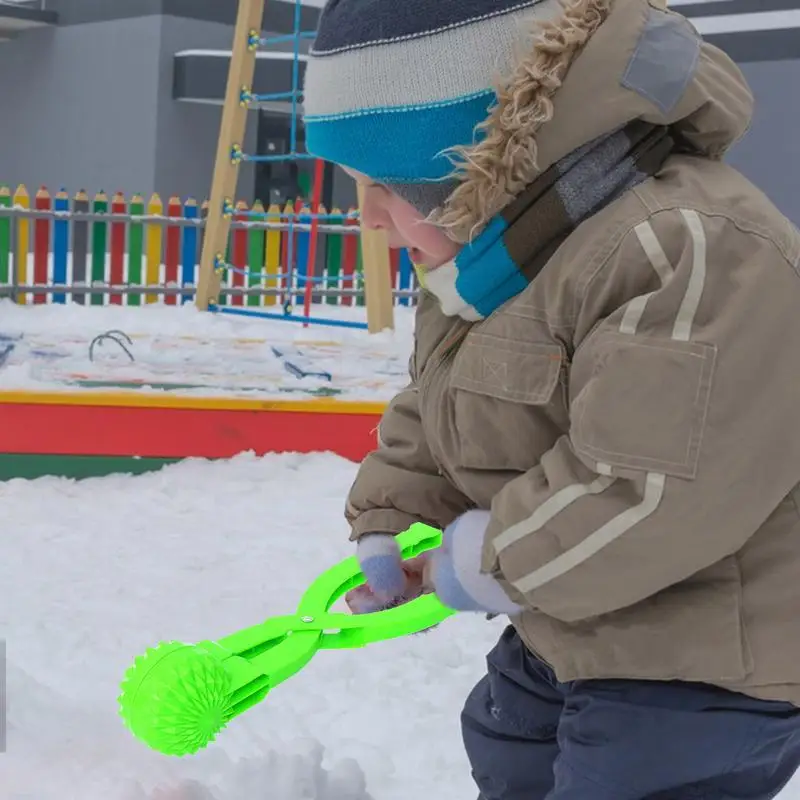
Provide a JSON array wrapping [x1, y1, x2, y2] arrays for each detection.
[[0, 300, 416, 400], [0, 452, 505, 799], [1, 302, 799, 799]]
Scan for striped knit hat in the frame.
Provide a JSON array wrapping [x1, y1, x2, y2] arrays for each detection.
[[302, 0, 561, 217]]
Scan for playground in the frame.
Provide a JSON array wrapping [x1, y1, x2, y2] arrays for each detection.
[[0, 3, 487, 797], [2, 0, 800, 798], [0, 0, 419, 479]]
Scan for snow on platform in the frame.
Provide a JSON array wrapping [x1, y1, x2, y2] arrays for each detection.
[[0, 301, 415, 401]]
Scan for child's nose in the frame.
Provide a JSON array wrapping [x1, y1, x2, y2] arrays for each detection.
[[359, 193, 389, 232], [359, 206, 383, 231]]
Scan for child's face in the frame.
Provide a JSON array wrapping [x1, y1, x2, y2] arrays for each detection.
[[344, 168, 459, 270]]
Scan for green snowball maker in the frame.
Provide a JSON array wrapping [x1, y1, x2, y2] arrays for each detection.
[[118, 523, 453, 757]]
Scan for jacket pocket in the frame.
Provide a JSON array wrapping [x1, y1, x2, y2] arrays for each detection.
[[449, 333, 568, 472], [571, 331, 717, 480], [518, 554, 749, 684]]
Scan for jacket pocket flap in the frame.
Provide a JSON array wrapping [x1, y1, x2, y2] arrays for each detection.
[[571, 331, 717, 480], [450, 333, 564, 405]]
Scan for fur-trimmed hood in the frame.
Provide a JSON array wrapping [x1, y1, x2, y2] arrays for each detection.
[[434, 0, 754, 242]]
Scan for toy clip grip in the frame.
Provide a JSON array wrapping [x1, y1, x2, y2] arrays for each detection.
[[291, 522, 451, 648], [298, 522, 443, 610]]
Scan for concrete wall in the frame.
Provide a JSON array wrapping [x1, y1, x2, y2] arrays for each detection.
[[0, 9, 290, 202], [43, 0, 321, 35], [153, 15, 258, 203], [330, 166, 358, 212], [0, 16, 162, 196], [726, 59, 800, 226]]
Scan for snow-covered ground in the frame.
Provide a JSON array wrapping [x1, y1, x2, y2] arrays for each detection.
[[0, 452, 504, 799], [5, 455, 800, 800], [0, 300, 416, 400], [2, 302, 800, 799]]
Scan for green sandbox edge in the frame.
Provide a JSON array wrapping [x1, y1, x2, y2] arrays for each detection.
[[0, 453, 185, 481]]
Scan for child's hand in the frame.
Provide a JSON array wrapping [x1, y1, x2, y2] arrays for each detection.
[[345, 513, 522, 618], [427, 510, 522, 616], [355, 533, 408, 599], [345, 555, 430, 613], [346, 532, 430, 613]]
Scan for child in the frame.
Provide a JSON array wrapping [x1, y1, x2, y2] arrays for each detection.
[[303, 0, 800, 797]]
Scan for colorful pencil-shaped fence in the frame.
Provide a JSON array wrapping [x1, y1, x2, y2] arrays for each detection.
[[0, 184, 419, 307]]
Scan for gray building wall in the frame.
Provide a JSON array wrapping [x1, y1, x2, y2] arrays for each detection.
[[40, 0, 320, 35], [726, 60, 800, 226], [0, 16, 162, 196], [0, 12, 264, 203], [331, 164, 358, 212], [154, 15, 258, 203]]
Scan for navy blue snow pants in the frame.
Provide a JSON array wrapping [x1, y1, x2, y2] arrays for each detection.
[[461, 626, 800, 799]]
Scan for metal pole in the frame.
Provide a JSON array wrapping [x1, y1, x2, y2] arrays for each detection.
[[2, 283, 420, 300], [0, 206, 358, 236]]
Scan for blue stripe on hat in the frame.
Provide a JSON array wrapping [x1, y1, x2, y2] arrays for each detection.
[[305, 91, 494, 183], [454, 216, 527, 317], [312, 0, 546, 54]]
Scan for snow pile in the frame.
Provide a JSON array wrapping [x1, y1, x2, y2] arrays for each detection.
[[127, 742, 372, 800], [0, 453, 500, 799]]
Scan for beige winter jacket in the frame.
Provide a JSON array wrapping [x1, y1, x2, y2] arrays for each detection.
[[345, 0, 800, 704]]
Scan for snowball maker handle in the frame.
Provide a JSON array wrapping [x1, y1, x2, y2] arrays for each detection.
[[118, 523, 454, 757]]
